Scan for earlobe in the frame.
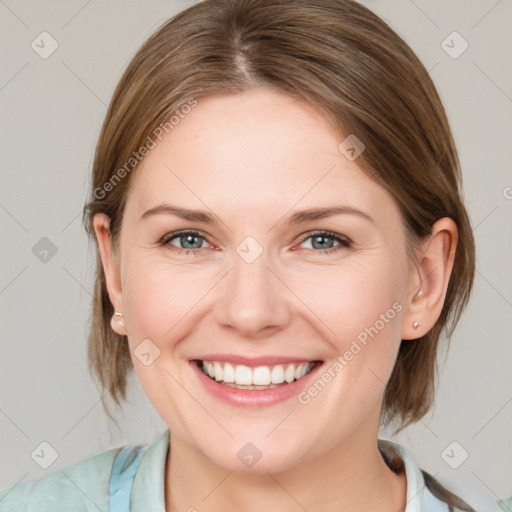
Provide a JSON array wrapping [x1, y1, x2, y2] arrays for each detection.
[[110, 311, 127, 336], [401, 218, 458, 340], [92, 213, 124, 325]]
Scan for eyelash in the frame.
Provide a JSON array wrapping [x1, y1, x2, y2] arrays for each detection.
[[159, 229, 352, 256]]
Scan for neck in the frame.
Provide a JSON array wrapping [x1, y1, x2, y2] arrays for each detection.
[[164, 427, 407, 512]]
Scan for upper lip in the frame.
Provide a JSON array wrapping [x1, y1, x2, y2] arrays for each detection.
[[192, 354, 322, 368]]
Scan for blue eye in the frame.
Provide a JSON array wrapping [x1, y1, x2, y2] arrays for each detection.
[[297, 231, 351, 254], [159, 229, 351, 256], [160, 230, 209, 255]]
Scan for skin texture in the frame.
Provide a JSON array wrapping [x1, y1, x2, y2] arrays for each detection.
[[94, 88, 458, 512]]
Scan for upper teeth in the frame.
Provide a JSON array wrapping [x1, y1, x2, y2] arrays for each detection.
[[201, 361, 315, 385]]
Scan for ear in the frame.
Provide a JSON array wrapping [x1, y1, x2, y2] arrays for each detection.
[[92, 213, 126, 336], [401, 217, 458, 340]]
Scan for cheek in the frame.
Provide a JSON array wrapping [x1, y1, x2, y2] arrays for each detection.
[[119, 259, 204, 421], [121, 257, 210, 341], [289, 255, 407, 399], [290, 254, 406, 341]]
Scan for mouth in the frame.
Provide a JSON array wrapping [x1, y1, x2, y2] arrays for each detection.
[[193, 359, 322, 390]]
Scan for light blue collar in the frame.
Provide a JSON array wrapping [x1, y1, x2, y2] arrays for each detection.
[[111, 430, 449, 512]]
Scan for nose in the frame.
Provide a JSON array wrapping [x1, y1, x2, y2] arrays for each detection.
[[214, 250, 293, 339]]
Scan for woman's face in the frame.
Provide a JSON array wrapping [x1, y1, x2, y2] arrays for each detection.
[[97, 88, 418, 472]]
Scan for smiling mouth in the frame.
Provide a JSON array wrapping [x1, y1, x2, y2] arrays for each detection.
[[195, 359, 322, 390]]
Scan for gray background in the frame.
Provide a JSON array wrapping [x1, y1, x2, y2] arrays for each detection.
[[0, 1, 511, 511]]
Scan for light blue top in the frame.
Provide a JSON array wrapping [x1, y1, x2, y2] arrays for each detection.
[[0, 430, 473, 511]]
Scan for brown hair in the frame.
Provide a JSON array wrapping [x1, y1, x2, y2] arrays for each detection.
[[82, 0, 475, 433]]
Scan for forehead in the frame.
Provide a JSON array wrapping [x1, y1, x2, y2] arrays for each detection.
[[126, 89, 398, 226]]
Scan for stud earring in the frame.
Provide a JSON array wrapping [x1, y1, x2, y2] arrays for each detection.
[[111, 312, 127, 335], [412, 321, 419, 329], [112, 312, 124, 327]]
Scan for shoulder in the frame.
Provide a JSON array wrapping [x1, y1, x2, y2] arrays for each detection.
[[378, 438, 478, 512], [421, 469, 477, 512], [0, 445, 121, 512]]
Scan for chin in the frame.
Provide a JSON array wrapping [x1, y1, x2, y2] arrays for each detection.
[[200, 439, 309, 475]]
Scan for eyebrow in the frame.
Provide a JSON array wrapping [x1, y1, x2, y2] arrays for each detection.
[[140, 204, 374, 225]]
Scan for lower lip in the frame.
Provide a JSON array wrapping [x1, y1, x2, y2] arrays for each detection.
[[190, 360, 323, 407]]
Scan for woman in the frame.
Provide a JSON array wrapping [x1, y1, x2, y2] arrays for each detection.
[[0, 0, 478, 510]]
